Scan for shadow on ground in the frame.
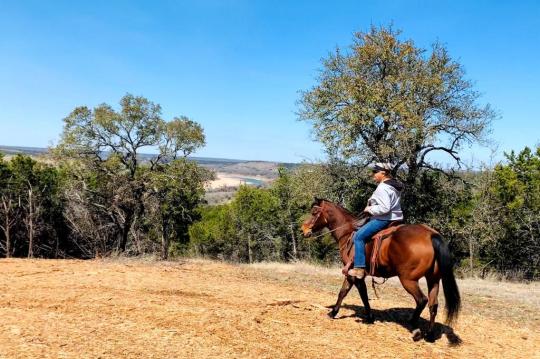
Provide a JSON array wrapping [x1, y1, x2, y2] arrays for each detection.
[[336, 304, 463, 345]]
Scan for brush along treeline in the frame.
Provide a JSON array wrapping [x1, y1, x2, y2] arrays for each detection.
[[1, 151, 539, 278], [189, 158, 540, 280]]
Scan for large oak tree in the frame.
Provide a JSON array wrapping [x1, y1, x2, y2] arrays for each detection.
[[55, 94, 207, 253], [299, 26, 496, 187]]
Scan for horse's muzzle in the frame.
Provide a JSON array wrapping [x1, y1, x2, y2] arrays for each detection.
[[301, 225, 313, 238], [300, 223, 313, 238]]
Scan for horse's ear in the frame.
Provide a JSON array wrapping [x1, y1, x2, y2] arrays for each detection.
[[313, 197, 322, 206]]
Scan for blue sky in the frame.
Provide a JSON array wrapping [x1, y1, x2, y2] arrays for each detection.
[[1, 1, 539, 163]]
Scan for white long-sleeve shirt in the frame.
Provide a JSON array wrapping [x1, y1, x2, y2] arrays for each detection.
[[366, 181, 403, 221]]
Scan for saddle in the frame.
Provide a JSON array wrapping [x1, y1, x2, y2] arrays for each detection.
[[342, 220, 404, 276], [352, 217, 370, 229], [368, 221, 403, 276]]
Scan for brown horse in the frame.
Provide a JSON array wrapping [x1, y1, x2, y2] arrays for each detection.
[[301, 198, 461, 341]]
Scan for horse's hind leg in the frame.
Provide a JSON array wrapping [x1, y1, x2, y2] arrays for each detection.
[[353, 278, 374, 323], [399, 277, 428, 341], [425, 277, 440, 342], [329, 276, 354, 318]]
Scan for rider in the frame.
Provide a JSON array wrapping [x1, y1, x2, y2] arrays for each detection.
[[348, 162, 404, 279]]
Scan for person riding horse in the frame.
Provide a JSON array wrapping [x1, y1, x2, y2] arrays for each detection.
[[348, 162, 404, 279], [301, 169, 461, 341]]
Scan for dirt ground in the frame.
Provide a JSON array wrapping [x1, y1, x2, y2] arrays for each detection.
[[0, 258, 538, 359]]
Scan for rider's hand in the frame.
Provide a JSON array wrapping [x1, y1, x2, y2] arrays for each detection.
[[364, 206, 372, 213]]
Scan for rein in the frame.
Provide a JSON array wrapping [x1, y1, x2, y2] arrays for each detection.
[[309, 223, 351, 240], [308, 205, 367, 240]]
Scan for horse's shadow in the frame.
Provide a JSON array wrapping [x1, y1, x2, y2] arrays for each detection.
[[335, 304, 463, 345]]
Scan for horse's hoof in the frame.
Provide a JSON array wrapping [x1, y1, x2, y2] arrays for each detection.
[[328, 310, 338, 319], [412, 329, 423, 342], [425, 331, 436, 343]]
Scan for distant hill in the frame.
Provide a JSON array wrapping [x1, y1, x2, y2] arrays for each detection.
[[0, 145, 48, 157], [0, 145, 297, 178]]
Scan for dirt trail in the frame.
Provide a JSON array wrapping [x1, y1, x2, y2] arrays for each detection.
[[0, 259, 538, 358]]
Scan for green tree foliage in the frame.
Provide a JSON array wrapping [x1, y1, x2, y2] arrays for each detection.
[[54, 94, 209, 255], [271, 166, 303, 259], [189, 204, 238, 260], [447, 168, 502, 274], [189, 188, 273, 263], [233, 185, 281, 263], [145, 159, 215, 259], [0, 155, 65, 258], [299, 25, 494, 173], [0, 154, 15, 257], [487, 147, 540, 278], [189, 165, 346, 263], [189, 185, 285, 263], [298, 25, 496, 225], [271, 165, 345, 262]]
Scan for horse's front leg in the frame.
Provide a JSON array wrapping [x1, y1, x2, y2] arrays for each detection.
[[329, 276, 354, 318], [354, 278, 374, 323]]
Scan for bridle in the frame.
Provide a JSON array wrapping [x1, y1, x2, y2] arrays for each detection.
[[305, 205, 350, 239], [309, 206, 326, 225], [303, 205, 325, 236]]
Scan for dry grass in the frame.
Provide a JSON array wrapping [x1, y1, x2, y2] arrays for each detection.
[[0, 258, 538, 358], [251, 261, 540, 309]]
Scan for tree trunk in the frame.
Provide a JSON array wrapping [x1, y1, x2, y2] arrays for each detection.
[[406, 159, 419, 190], [289, 222, 298, 259], [118, 211, 133, 252], [1, 198, 13, 258], [288, 210, 298, 260], [4, 219, 11, 259], [161, 220, 169, 260], [403, 159, 420, 220], [119, 226, 129, 252], [469, 239, 474, 272], [55, 233, 59, 259], [247, 234, 253, 264], [27, 188, 34, 258]]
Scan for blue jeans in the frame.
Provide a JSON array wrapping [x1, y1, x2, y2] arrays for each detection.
[[353, 219, 391, 268]]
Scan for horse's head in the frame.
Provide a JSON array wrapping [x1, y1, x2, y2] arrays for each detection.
[[301, 198, 329, 238]]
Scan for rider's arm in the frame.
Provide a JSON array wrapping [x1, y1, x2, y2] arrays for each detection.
[[366, 185, 392, 216]]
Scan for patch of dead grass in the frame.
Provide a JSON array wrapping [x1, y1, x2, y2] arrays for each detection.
[[0, 258, 538, 358]]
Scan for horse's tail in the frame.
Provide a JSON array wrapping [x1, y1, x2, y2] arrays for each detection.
[[431, 233, 461, 325]]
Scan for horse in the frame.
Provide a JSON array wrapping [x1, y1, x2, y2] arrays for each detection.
[[301, 198, 461, 341]]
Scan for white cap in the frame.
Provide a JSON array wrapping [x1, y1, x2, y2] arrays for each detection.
[[373, 162, 393, 172]]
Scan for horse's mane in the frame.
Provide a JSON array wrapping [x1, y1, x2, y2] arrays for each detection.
[[312, 198, 362, 220]]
